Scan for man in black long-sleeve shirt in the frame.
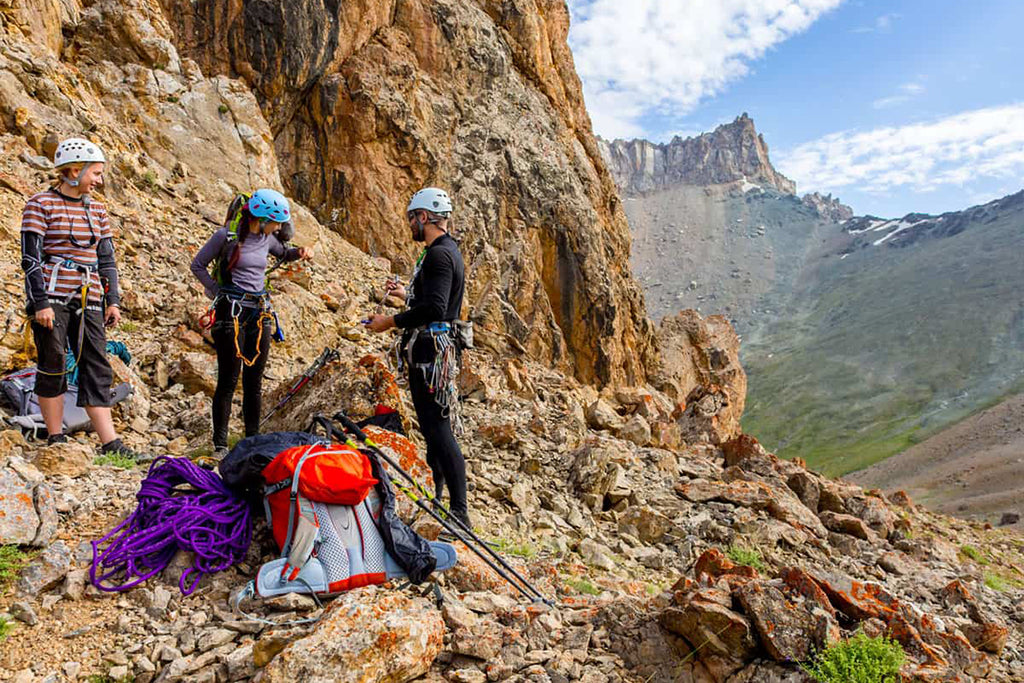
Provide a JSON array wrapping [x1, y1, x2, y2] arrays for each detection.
[[366, 187, 470, 525]]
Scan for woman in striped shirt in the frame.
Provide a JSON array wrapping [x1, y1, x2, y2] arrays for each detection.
[[20, 138, 138, 458]]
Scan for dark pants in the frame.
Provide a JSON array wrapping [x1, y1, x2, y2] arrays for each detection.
[[408, 347, 468, 520], [211, 299, 271, 448], [32, 302, 113, 407]]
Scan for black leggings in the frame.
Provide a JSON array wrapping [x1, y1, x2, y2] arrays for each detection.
[[211, 300, 271, 448], [409, 361, 468, 519]]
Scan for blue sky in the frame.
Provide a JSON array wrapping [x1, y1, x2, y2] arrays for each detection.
[[568, 0, 1024, 217]]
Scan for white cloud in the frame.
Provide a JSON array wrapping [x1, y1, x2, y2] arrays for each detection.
[[777, 104, 1024, 196], [872, 81, 926, 110], [567, 0, 845, 140], [851, 12, 900, 33]]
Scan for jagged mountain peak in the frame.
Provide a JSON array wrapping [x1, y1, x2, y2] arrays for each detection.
[[597, 114, 797, 196]]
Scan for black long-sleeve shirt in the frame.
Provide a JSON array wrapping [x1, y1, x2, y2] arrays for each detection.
[[394, 234, 465, 330]]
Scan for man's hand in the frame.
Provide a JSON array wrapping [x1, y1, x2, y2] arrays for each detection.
[[297, 246, 314, 260], [365, 314, 395, 333], [34, 306, 54, 329], [104, 305, 121, 328], [385, 279, 406, 299]]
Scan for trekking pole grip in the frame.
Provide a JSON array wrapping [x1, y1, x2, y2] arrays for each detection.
[[333, 412, 369, 442]]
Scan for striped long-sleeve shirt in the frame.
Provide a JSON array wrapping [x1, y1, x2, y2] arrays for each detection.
[[21, 188, 118, 308]]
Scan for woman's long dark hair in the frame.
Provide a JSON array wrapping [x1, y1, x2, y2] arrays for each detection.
[[225, 206, 256, 273]]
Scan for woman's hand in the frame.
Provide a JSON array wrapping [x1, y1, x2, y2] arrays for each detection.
[[297, 246, 314, 260], [34, 306, 55, 329], [104, 305, 121, 328]]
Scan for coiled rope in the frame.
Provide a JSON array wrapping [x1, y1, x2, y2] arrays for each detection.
[[90, 456, 252, 595]]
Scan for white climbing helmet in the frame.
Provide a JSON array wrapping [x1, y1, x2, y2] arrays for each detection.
[[406, 187, 453, 216], [53, 137, 106, 168]]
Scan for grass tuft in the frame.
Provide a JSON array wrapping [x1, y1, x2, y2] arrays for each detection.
[[960, 544, 989, 565], [726, 545, 765, 572], [94, 453, 136, 470], [564, 577, 601, 596], [803, 631, 905, 683], [493, 538, 537, 559], [983, 572, 1024, 592]]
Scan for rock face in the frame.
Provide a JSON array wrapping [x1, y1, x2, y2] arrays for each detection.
[[652, 310, 746, 444], [158, 0, 657, 387], [598, 114, 797, 196], [802, 191, 853, 222]]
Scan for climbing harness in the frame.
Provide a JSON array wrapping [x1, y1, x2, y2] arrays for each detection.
[[406, 321, 463, 434], [32, 256, 99, 378], [211, 286, 283, 366]]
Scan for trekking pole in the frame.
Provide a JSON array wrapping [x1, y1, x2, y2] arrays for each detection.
[[329, 411, 553, 605], [308, 415, 549, 605], [259, 348, 339, 428]]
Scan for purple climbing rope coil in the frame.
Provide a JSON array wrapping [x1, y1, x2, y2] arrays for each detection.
[[90, 456, 252, 595]]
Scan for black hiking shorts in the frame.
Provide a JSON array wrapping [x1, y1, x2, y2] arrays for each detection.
[[32, 302, 114, 407]]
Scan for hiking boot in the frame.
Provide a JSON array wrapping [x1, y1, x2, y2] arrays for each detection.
[[100, 438, 153, 464], [453, 509, 472, 530], [46, 433, 68, 445], [196, 446, 228, 470]]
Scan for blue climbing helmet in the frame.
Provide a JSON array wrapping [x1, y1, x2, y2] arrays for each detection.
[[247, 189, 291, 223]]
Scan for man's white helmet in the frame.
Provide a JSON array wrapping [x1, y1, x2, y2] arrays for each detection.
[[53, 138, 106, 168], [407, 187, 452, 216]]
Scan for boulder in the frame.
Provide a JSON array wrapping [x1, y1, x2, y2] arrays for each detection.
[[169, 352, 218, 396], [34, 441, 93, 478], [0, 462, 57, 547], [586, 399, 622, 431], [735, 580, 840, 662], [819, 511, 876, 541], [659, 590, 758, 659], [616, 414, 651, 446], [17, 540, 72, 596], [262, 586, 444, 682]]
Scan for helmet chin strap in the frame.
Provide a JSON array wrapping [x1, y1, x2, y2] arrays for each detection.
[[63, 162, 92, 189]]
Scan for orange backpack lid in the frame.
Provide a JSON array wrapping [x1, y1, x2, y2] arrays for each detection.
[[262, 443, 378, 506]]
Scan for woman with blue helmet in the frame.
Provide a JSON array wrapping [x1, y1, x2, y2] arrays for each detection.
[[190, 188, 313, 460]]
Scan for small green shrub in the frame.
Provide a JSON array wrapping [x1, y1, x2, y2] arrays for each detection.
[[804, 632, 905, 683], [564, 577, 601, 596], [960, 545, 989, 565], [0, 545, 30, 590], [140, 170, 158, 190], [0, 615, 15, 640], [165, 95, 179, 103], [118, 320, 139, 334], [727, 545, 765, 571], [218, 104, 230, 114], [94, 453, 136, 470]]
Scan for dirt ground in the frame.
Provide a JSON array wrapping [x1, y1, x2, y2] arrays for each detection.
[[847, 394, 1024, 531]]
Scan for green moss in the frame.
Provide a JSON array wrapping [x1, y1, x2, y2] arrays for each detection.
[[218, 104, 230, 114], [803, 632, 905, 683]]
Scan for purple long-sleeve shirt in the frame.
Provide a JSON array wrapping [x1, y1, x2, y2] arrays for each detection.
[[191, 228, 299, 299]]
